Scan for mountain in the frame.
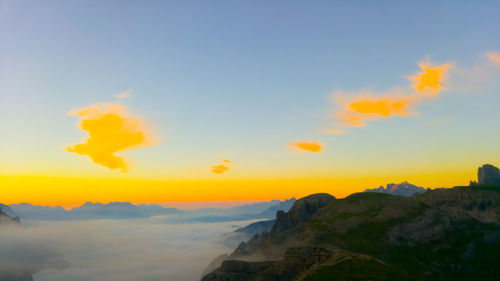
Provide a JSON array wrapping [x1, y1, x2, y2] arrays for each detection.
[[257, 198, 296, 218], [9, 202, 181, 220], [0, 204, 20, 225], [8, 203, 70, 220], [364, 181, 426, 196], [186, 198, 296, 223], [8, 199, 294, 222], [202, 185, 500, 281], [0, 204, 19, 218], [70, 202, 180, 219]]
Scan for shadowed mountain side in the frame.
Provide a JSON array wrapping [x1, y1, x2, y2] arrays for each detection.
[[0, 205, 20, 225], [202, 194, 334, 276], [216, 220, 275, 249], [202, 186, 500, 281], [0, 204, 20, 219]]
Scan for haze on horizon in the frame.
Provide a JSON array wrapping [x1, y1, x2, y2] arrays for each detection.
[[1, 1, 500, 206]]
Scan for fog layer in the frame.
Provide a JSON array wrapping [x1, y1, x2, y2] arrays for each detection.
[[1, 217, 257, 281]]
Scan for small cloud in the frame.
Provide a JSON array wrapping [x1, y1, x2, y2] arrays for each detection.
[[223, 160, 232, 163], [114, 90, 133, 100], [486, 51, 500, 67], [211, 164, 229, 174], [66, 103, 154, 172], [290, 141, 322, 153], [407, 61, 451, 97], [327, 129, 345, 134]]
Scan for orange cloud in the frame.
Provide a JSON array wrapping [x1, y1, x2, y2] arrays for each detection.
[[211, 164, 229, 174], [486, 52, 500, 67], [407, 61, 450, 97], [331, 60, 450, 129], [334, 92, 414, 127], [327, 129, 345, 134], [66, 103, 153, 172], [223, 160, 232, 163], [290, 141, 322, 153]]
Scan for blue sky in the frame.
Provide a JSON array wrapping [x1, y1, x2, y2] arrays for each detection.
[[1, 0, 500, 184]]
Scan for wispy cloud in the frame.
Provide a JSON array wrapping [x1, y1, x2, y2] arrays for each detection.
[[290, 141, 322, 153], [66, 103, 154, 172], [114, 90, 133, 100], [211, 164, 230, 174], [326, 129, 345, 135], [486, 51, 500, 67]]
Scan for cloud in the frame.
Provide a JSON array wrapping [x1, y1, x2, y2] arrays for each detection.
[[407, 61, 451, 97], [327, 129, 345, 135], [331, 60, 450, 129], [486, 51, 500, 67], [66, 103, 154, 172], [114, 90, 133, 99], [0, 218, 245, 281], [211, 164, 229, 174], [333, 90, 415, 127], [290, 141, 322, 153], [223, 160, 232, 163]]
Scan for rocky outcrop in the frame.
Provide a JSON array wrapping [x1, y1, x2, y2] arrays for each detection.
[[478, 164, 500, 185], [270, 193, 335, 236], [364, 181, 426, 196]]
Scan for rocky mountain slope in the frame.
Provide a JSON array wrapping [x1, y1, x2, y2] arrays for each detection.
[[202, 185, 500, 281]]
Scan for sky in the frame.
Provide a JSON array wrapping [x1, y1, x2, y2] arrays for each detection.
[[1, 0, 500, 206]]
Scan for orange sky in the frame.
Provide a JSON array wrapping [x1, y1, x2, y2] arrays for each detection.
[[0, 170, 475, 207]]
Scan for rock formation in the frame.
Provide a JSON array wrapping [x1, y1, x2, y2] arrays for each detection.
[[478, 164, 500, 185]]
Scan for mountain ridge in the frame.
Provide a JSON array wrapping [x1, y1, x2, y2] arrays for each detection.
[[202, 184, 500, 281]]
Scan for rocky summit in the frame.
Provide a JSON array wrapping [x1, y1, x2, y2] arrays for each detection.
[[478, 164, 500, 186], [364, 181, 426, 196], [202, 185, 500, 281]]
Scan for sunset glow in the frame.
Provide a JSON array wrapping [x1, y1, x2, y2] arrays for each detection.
[[0, 1, 499, 209]]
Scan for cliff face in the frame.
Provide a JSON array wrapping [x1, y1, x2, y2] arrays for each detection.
[[202, 186, 500, 281]]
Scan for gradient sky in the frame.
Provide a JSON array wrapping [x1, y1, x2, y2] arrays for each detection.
[[1, 1, 500, 206]]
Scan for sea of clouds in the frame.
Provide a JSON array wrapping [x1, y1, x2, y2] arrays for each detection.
[[0, 217, 258, 281]]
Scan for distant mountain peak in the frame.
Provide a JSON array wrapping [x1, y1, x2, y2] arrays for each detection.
[[364, 181, 426, 196]]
